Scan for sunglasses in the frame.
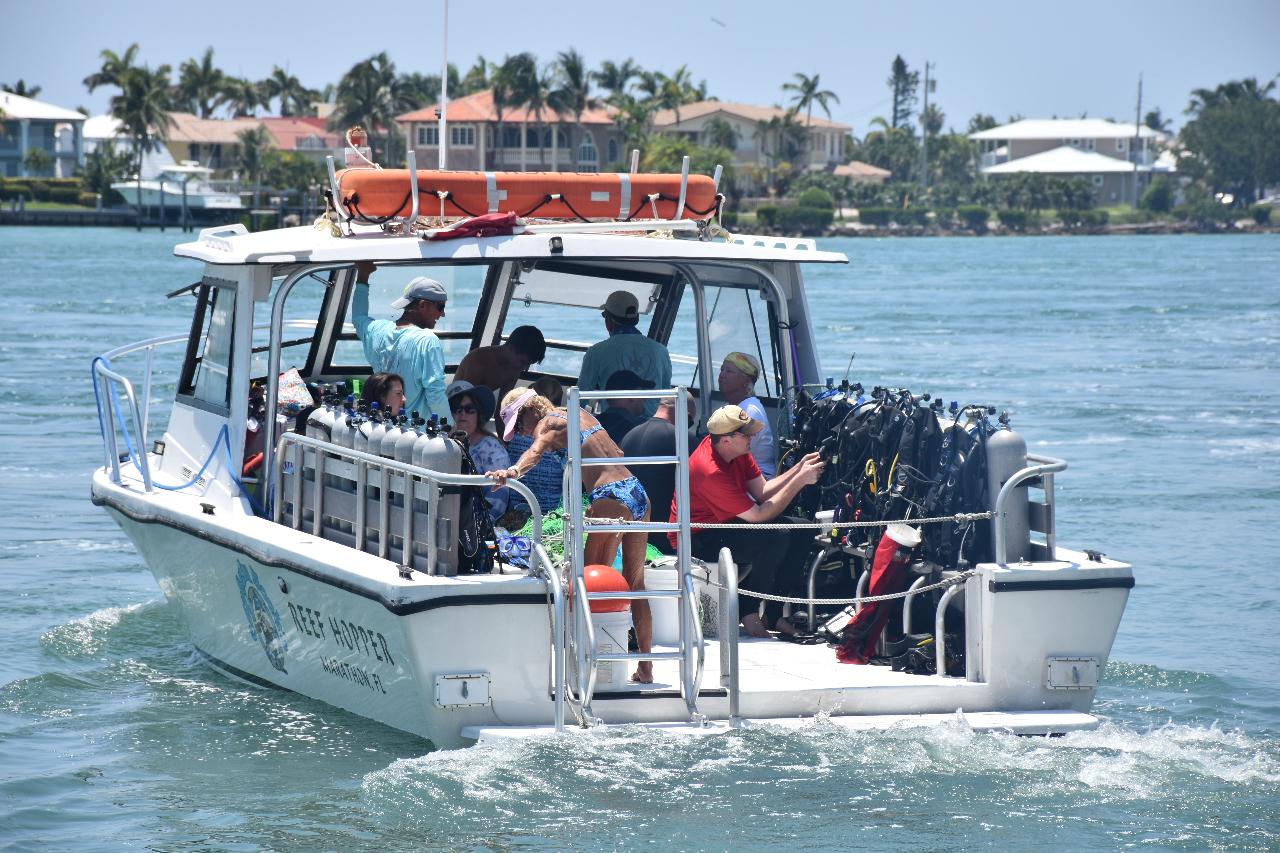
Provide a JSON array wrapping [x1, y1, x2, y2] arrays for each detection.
[[451, 404, 477, 415]]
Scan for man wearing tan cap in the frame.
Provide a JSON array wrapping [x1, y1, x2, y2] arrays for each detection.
[[670, 404, 824, 637]]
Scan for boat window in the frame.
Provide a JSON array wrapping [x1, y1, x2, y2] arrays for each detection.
[[251, 272, 328, 381], [329, 263, 490, 373], [177, 279, 236, 411], [501, 263, 668, 380], [666, 277, 779, 403]]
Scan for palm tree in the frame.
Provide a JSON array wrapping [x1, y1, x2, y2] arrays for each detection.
[[491, 55, 528, 168], [592, 59, 639, 104], [236, 125, 271, 207], [551, 48, 598, 169], [329, 54, 398, 162], [1143, 108, 1172, 134], [110, 64, 174, 227], [176, 48, 225, 118], [460, 57, 490, 96], [2, 79, 42, 98], [704, 116, 739, 150], [263, 66, 316, 117], [221, 77, 264, 117], [782, 72, 840, 129], [83, 44, 140, 94]]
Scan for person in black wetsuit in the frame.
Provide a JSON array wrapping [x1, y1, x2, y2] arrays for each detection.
[[620, 393, 695, 555]]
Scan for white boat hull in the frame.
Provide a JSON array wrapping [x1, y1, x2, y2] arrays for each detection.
[[93, 467, 1132, 749], [112, 181, 242, 210]]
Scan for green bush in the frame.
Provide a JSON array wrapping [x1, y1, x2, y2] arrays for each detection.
[[0, 183, 33, 202], [27, 181, 51, 201], [754, 204, 778, 228], [857, 207, 893, 226], [1139, 175, 1174, 213], [795, 186, 836, 210], [1061, 209, 1110, 228], [998, 209, 1028, 230], [77, 192, 99, 207], [957, 205, 989, 231], [49, 186, 84, 204], [776, 204, 834, 233], [1083, 209, 1109, 227], [1249, 204, 1272, 225], [897, 207, 929, 226], [720, 209, 739, 228]]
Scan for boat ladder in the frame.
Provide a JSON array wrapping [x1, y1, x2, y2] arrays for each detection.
[[561, 387, 704, 725]]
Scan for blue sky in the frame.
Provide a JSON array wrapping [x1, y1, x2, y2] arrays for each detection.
[[4, 0, 1277, 134]]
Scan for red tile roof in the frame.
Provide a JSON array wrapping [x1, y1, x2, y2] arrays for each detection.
[[397, 89, 616, 125], [258, 116, 341, 150]]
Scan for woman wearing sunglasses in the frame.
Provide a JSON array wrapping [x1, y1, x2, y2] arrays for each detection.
[[446, 381, 508, 520]]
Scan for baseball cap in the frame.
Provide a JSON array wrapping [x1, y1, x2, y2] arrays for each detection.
[[707, 404, 763, 436], [390, 276, 448, 309], [600, 290, 639, 323]]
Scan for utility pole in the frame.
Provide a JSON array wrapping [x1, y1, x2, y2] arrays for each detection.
[[919, 62, 936, 192], [1131, 73, 1143, 207]]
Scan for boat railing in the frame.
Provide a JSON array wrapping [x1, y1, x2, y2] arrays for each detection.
[[715, 548, 741, 726], [563, 386, 703, 724], [994, 452, 1065, 564], [92, 321, 320, 491], [272, 431, 574, 729]]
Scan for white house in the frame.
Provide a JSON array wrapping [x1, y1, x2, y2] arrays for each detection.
[[0, 91, 85, 178], [969, 118, 1173, 205]]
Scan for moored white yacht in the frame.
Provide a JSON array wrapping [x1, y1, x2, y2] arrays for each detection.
[[112, 161, 242, 211], [90, 154, 1133, 749]]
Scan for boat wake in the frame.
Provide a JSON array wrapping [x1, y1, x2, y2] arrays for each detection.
[[360, 712, 1280, 848]]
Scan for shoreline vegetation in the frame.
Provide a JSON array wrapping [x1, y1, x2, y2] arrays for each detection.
[[4, 49, 1276, 235]]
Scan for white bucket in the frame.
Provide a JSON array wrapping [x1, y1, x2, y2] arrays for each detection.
[[644, 566, 681, 646], [590, 609, 633, 693]]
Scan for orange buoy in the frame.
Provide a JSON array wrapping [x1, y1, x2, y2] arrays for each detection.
[[581, 564, 631, 613], [336, 169, 719, 224]]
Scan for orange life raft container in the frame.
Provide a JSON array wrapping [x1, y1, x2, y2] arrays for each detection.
[[336, 169, 719, 224]]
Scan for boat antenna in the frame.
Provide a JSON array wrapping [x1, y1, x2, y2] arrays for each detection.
[[438, 0, 449, 170], [842, 351, 856, 383]]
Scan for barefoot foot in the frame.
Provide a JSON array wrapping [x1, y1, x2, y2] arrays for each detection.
[[630, 662, 654, 683], [741, 614, 771, 638]]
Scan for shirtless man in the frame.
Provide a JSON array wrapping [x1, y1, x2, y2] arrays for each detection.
[[453, 326, 546, 414], [487, 388, 655, 683]]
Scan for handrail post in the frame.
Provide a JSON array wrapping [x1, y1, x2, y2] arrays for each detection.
[[994, 456, 1067, 564], [717, 547, 740, 726], [935, 583, 965, 678], [902, 575, 927, 636], [532, 542, 565, 733], [141, 344, 155, 448]]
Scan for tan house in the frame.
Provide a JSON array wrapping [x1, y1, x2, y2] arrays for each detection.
[[258, 117, 342, 163], [397, 89, 626, 173], [651, 101, 851, 170], [165, 112, 262, 176], [969, 118, 1173, 205]]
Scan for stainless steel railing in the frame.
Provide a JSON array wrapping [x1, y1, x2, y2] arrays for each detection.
[[563, 386, 703, 724]]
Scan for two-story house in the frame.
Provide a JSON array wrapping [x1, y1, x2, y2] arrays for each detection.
[[0, 91, 84, 178], [397, 89, 625, 173], [651, 101, 851, 191], [969, 118, 1172, 205]]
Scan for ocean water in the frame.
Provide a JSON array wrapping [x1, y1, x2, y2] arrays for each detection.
[[1, 228, 1277, 850]]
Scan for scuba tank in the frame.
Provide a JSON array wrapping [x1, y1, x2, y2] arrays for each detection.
[[353, 403, 376, 455], [395, 411, 423, 464], [305, 384, 335, 441], [986, 411, 1029, 563], [411, 416, 441, 468], [379, 409, 404, 459], [365, 403, 386, 455], [331, 395, 356, 449]]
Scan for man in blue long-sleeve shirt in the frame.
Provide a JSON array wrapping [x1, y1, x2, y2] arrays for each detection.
[[350, 262, 450, 421]]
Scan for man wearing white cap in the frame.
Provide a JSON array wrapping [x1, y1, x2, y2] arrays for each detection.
[[578, 290, 672, 416], [351, 262, 450, 421]]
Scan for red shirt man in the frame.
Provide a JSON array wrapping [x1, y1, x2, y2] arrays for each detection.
[[668, 405, 824, 636]]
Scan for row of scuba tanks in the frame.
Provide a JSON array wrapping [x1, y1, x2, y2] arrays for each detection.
[[781, 378, 1031, 569], [303, 384, 463, 472]]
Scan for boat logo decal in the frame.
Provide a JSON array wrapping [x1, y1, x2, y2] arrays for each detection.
[[236, 561, 289, 673]]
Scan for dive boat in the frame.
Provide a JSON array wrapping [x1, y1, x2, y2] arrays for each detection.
[[90, 155, 1132, 748], [111, 161, 242, 212]]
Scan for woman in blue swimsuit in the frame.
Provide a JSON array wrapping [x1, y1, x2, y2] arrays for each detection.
[[489, 388, 654, 683]]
